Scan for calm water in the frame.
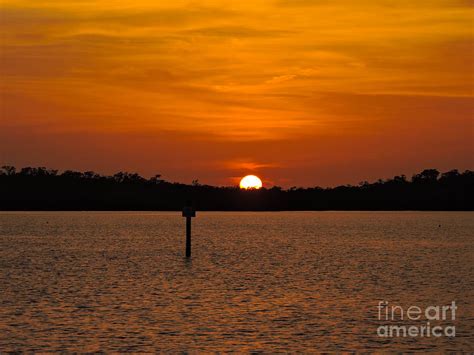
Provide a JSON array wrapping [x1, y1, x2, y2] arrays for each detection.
[[0, 212, 472, 352]]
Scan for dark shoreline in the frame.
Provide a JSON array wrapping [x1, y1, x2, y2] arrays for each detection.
[[1, 166, 472, 211]]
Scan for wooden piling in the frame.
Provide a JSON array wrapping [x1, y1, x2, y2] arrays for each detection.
[[186, 216, 191, 257], [182, 203, 196, 258]]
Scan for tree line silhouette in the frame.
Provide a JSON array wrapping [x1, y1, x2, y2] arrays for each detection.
[[0, 166, 472, 210]]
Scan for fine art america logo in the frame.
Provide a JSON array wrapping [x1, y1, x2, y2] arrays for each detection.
[[377, 301, 457, 338]]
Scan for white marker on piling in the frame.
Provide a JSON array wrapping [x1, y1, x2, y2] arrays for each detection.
[[182, 203, 196, 258]]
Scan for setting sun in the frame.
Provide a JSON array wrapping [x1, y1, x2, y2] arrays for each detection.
[[240, 175, 263, 190]]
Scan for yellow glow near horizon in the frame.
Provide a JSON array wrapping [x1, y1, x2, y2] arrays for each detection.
[[240, 175, 263, 190]]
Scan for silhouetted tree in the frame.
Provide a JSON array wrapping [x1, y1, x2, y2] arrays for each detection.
[[439, 169, 460, 183], [61, 170, 83, 179], [412, 169, 440, 183], [1, 166, 16, 176], [150, 174, 163, 184]]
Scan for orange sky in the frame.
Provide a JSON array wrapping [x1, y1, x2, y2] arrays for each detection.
[[1, 0, 473, 187]]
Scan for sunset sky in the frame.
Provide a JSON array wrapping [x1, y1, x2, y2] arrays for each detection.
[[1, 0, 472, 187]]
